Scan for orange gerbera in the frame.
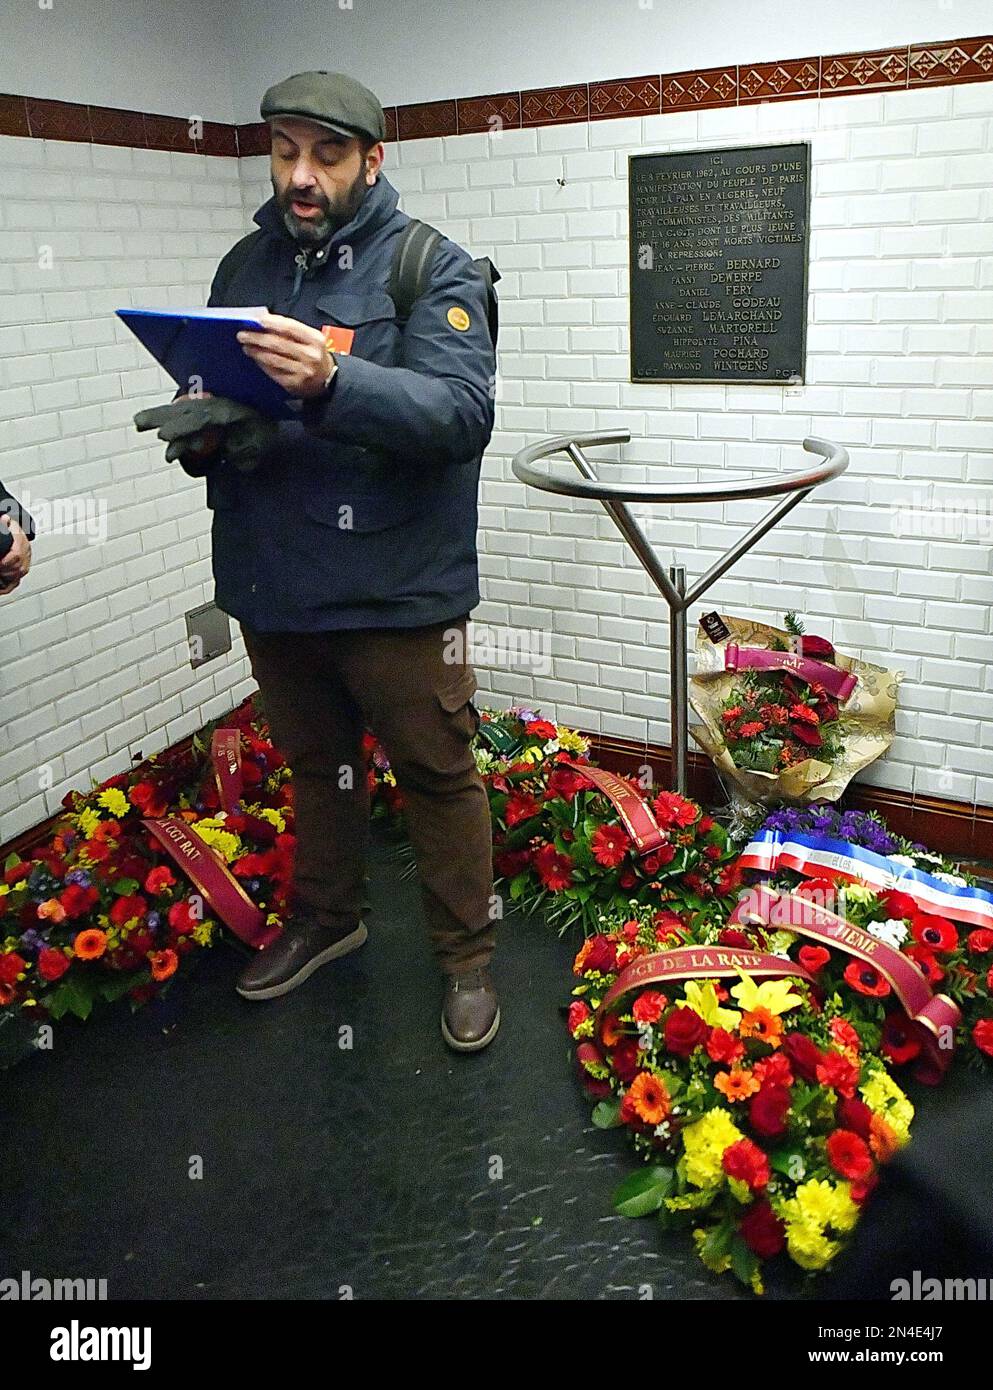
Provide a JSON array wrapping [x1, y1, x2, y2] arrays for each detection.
[[740, 1007, 784, 1048], [73, 928, 108, 960], [149, 949, 179, 982], [714, 1066, 761, 1102], [869, 1112, 900, 1163], [627, 1070, 671, 1125], [601, 1013, 625, 1047]]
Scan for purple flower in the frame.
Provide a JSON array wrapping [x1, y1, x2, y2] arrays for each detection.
[[147, 911, 162, 931], [65, 869, 91, 887], [19, 928, 41, 953]]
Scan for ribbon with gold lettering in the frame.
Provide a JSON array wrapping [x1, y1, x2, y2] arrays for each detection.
[[730, 884, 960, 1083], [143, 816, 281, 950], [210, 728, 243, 814], [724, 644, 857, 701], [597, 943, 817, 1040], [558, 757, 666, 857]]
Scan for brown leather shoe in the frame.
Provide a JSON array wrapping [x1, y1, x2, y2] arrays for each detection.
[[440, 967, 500, 1052], [236, 913, 367, 1000]]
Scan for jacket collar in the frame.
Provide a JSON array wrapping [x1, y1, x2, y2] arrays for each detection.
[[253, 171, 400, 256]]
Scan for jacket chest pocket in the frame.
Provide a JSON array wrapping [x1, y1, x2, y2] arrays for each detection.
[[314, 291, 399, 363]]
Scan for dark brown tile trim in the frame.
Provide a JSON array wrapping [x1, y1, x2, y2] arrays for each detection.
[[2, 32, 987, 155]]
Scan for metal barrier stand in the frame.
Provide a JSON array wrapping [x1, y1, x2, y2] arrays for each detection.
[[511, 432, 849, 796]]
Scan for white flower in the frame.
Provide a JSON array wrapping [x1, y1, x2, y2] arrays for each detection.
[[868, 917, 909, 948], [543, 739, 560, 755], [918, 851, 944, 865], [934, 871, 967, 888], [888, 854, 916, 869]]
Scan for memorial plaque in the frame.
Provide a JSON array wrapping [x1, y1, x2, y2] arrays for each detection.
[[629, 142, 811, 384]]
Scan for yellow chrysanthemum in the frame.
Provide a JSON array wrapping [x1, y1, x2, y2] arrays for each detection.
[[256, 807, 285, 833], [97, 788, 130, 818], [788, 1178, 859, 1234], [192, 826, 240, 862], [556, 728, 589, 753], [785, 1217, 841, 1271], [192, 920, 215, 946], [730, 972, 803, 1016], [76, 807, 101, 837], [682, 979, 741, 1030], [860, 1067, 914, 1146], [682, 1107, 744, 1189], [383, 771, 397, 786]]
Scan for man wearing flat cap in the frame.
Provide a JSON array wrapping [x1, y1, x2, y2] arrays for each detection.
[[136, 72, 499, 1051]]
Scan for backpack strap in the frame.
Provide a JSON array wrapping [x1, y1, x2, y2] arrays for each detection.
[[388, 219, 444, 322], [210, 228, 265, 305]]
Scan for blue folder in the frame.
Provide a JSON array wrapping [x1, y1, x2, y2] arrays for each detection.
[[116, 306, 298, 418]]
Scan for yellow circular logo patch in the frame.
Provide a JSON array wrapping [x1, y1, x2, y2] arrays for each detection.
[[447, 305, 470, 331]]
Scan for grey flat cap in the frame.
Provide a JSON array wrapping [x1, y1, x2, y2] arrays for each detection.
[[261, 71, 386, 143]]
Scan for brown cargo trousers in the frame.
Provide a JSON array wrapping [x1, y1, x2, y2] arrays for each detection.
[[241, 615, 496, 975]]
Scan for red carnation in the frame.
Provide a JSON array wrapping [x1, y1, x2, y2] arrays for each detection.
[[590, 824, 631, 868], [37, 947, 70, 982], [879, 889, 918, 920], [910, 913, 958, 954], [567, 1000, 591, 1036], [632, 990, 667, 1025], [706, 1027, 745, 1065], [722, 1137, 770, 1191], [749, 1083, 792, 1139], [754, 1052, 794, 1088], [59, 883, 100, 918], [972, 1019, 993, 1057], [662, 1007, 709, 1057], [826, 1128, 874, 1182], [783, 1031, 823, 1082], [109, 893, 147, 927], [739, 1199, 786, 1258], [0, 952, 27, 986], [967, 929, 993, 954], [798, 944, 831, 973], [816, 1050, 859, 1098]]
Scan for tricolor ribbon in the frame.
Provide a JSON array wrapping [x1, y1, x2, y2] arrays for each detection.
[[731, 884, 961, 1084], [724, 644, 857, 701], [143, 816, 281, 950], [738, 829, 993, 931], [596, 943, 817, 1039], [210, 728, 243, 815], [558, 757, 666, 857]]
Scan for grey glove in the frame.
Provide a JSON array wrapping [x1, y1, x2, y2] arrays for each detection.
[[133, 396, 279, 472]]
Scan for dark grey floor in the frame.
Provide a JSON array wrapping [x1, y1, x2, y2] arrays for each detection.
[[3, 826, 819, 1301]]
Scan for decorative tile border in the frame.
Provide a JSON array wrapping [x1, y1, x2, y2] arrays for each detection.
[[0, 33, 990, 153]]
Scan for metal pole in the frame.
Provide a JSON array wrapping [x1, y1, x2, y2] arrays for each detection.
[[669, 563, 688, 796]]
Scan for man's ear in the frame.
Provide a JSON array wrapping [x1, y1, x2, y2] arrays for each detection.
[[361, 141, 381, 184]]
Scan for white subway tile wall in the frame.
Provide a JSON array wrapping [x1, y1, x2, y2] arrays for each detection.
[[1, 81, 991, 839]]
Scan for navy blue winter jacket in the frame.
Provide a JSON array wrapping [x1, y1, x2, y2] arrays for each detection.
[[201, 171, 495, 632]]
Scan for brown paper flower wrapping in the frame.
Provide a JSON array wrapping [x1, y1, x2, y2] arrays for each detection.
[[689, 615, 902, 806]]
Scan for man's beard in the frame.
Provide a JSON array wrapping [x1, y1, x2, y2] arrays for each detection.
[[274, 168, 369, 246]]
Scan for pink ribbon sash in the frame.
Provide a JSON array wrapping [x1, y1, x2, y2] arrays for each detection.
[[559, 757, 666, 857], [210, 728, 243, 814], [724, 644, 857, 701]]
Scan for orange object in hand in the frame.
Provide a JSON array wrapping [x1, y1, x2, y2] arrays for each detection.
[[320, 325, 355, 355]]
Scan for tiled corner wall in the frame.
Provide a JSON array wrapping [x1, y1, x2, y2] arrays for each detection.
[[1, 32, 992, 842]]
